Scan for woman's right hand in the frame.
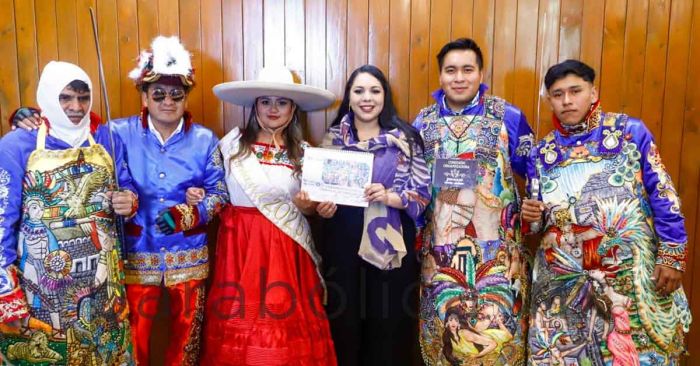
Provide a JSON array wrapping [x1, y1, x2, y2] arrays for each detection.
[[316, 201, 337, 219]]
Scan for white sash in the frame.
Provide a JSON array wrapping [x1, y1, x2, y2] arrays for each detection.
[[222, 129, 325, 290]]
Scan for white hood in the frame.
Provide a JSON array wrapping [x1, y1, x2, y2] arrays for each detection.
[[36, 61, 93, 147]]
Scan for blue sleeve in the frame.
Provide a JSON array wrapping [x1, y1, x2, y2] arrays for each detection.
[[94, 125, 137, 195], [412, 114, 425, 130], [391, 138, 432, 223], [629, 118, 688, 271], [503, 104, 534, 178], [196, 135, 229, 224], [0, 131, 32, 320]]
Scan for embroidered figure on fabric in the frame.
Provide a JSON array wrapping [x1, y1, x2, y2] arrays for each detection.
[[516, 134, 534, 157], [540, 143, 558, 165], [6, 331, 63, 363], [647, 142, 682, 214]]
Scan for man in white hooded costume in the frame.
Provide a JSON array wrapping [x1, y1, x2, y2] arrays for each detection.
[[0, 61, 136, 365]]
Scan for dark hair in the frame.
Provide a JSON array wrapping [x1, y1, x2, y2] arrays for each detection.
[[231, 100, 304, 176], [441, 307, 464, 366], [437, 38, 484, 70], [331, 65, 424, 158], [67, 80, 90, 93], [544, 59, 595, 90]]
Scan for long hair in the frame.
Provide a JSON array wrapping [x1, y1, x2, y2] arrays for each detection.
[[230, 101, 304, 176], [441, 308, 463, 366], [330, 65, 424, 159]]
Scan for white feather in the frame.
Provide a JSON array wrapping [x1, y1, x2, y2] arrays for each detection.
[[128, 36, 192, 80], [149, 36, 192, 76], [128, 50, 152, 80]]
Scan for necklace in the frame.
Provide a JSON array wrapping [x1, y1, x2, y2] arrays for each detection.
[[443, 115, 476, 151]]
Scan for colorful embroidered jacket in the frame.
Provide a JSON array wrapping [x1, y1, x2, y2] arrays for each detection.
[[526, 110, 691, 365], [111, 110, 228, 286], [0, 125, 135, 364], [414, 85, 534, 366]]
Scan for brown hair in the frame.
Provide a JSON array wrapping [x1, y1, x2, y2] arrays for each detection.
[[230, 102, 305, 176]]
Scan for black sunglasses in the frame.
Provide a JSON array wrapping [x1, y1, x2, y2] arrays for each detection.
[[150, 88, 186, 103]]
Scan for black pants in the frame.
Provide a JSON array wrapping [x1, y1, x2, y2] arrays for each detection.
[[322, 206, 423, 366]]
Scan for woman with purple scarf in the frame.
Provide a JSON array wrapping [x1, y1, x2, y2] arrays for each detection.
[[317, 65, 431, 366]]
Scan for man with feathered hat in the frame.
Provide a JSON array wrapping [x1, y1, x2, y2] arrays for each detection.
[[0, 61, 137, 365], [114, 36, 228, 366], [12, 36, 228, 366]]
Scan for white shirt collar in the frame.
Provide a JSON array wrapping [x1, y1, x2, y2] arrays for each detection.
[[147, 115, 184, 145]]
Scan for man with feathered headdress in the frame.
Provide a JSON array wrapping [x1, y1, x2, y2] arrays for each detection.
[[115, 36, 227, 366], [0, 61, 137, 365], [12, 36, 228, 366]]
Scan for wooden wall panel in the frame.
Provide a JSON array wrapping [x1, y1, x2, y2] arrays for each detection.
[[427, 0, 451, 95], [580, 0, 605, 92], [14, 0, 38, 109], [35, 0, 59, 75], [661, 0, 693, 181], [513, 0, 539, 129], [492, 0, 517, 101], [325, 0, 347, 122], [179, 0, 204, 123], [682, 3, 700, 356], [158, 0, 179, 35], [0, 0, 19, 135], [533, 0, 560, 137], [558, 0, 582, 60], [97, 0, 122, 119], [368, 0, 390, 74], [116, 0, 140, 118], [640, 0, 671, 141], [621, 0, 648, 117], [222, 0, 244, 132], [305, 0, 327, 143], [388, 0, 411, 120], [201, 0, 224, 137], [347, 0, 369, 75], [472, 0, 495, 88], [1, 0, 699, 361], [55, 0, 79, 64], [451, 0, 473, 39], [600, 0, 627, 115], [285, 0, 306, 79], [408, 0, 430, 120]]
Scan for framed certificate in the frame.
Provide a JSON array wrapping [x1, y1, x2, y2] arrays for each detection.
[[301, 147, 374, 207]]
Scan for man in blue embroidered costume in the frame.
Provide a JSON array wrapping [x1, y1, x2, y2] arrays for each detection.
[[521, 59, 691, 365], [12, 37, 228, 366], [115, 36, 227, 366], [414, 38, 534, 365], [0, 61, 137, 365]]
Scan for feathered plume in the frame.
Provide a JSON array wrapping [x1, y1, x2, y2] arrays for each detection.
[[129, 36, 194, 86]]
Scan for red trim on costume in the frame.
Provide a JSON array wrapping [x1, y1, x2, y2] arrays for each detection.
[[0, 267, 29, 323], [140, 107, 150, 129], [167, 204, 201, 233], [125, 222, 143, 237], [183, 225, 207, 237], [8, 109, 20, 128], [88, 221, 102, 251], [9, 107, 101, 134], [552, 100, 600, 136]]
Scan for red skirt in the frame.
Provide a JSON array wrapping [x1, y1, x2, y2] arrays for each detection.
[[202, 205, 336, 366]]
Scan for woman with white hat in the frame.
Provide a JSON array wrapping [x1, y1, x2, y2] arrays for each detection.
[[202, 67, 337, 365]]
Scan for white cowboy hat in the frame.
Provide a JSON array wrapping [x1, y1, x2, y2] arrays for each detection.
[[213, 66, 335, 111]]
